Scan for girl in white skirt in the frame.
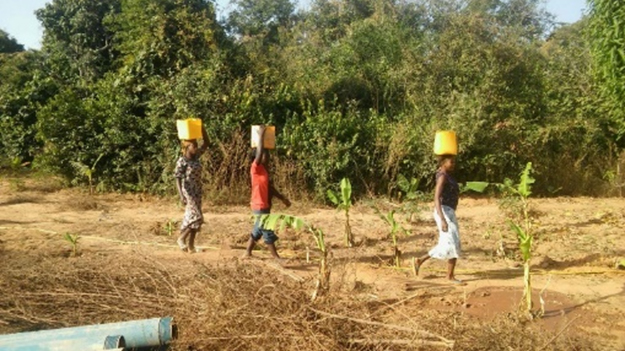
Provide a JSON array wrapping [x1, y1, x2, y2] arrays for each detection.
[[414, 154, 463, 284]]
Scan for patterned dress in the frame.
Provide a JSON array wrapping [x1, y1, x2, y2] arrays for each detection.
[[174, 156, 203, 231], [429, 171, 461, 260]]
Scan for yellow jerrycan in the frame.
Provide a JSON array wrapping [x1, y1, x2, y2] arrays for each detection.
[[434, 131, 457, 155], [176, 118, 203, 140], [251, 125, 276, 149]]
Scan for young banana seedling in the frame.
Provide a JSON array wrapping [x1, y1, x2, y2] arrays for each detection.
[[327, 178, 354, 247], [377, 209, 408, 268], [260, 214, 330, 301], [463, 163, 536, 319]]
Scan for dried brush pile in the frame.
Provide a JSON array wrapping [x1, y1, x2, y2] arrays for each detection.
[[0, 251, 597, 351]]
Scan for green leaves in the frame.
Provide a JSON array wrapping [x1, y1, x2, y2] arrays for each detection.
[[517, 162, 535, 198], [63, 232, 81, 257], [589, 0, 625, 139], [340, 178, 352, 207], [508, 221, 532, 261], [327, 178, 354, 247], [327, 177, 352, 211], [260, 213, 306, 232], [258, 214, 326, 252], [397, 174, 420, 200], [326, 190, 339, 206], [463, 181, 490, 193], [0, 29, 24, 54]]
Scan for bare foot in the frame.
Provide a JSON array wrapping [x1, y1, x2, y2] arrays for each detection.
[[240, 253, 253, 260], [414, 258, 422, 277], [448, 278, 465, 285], [177, 239, 188, 252]]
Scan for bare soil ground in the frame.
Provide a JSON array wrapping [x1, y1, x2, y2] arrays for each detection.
[[0, 176, 624, 350]]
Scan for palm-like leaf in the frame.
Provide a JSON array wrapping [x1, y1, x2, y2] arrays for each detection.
[[327, 190, 340, 206], [340, 178, 352, 206], [508, 221, 532, 261], [464, 181, 490, 193], [517, 162, 535, 198]]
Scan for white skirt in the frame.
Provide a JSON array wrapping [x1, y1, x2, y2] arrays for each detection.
[[428, 205, 461, 260]]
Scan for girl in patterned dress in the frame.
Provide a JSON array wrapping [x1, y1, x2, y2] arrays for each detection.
[[174, 127, 208, 253], [414, 154, 463, 284]]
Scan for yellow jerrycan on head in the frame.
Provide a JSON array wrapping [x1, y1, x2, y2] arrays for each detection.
[[251, 125, 276, 149], [176, 118, 203, 140], [434, 131, 458, 155]]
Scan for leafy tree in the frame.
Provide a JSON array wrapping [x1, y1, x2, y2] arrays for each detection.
[[228, 0, 295, 37], [110, 0, 219, 78], [588, 0, 625, 141], [36, 0, 121, 83], [0, 49, 56, 162], [0, 29, 24, 53]]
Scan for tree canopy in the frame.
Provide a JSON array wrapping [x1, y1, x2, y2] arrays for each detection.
[[0, 0, 623, 199]]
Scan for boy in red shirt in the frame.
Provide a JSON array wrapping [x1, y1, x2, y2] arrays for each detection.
[[244, 126, 291, 259]]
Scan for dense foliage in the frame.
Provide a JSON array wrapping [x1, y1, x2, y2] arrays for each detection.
[[0, 0, 623, 199]]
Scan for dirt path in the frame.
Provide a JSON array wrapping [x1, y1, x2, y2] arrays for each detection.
[[1, 178, 624, 349]]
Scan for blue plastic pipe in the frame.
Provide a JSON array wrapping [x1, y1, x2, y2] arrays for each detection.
[[0, 317, 175, 351]]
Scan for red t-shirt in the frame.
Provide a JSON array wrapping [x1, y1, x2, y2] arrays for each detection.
[[251, 161, 270, 210]]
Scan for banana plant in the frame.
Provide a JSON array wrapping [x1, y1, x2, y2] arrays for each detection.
[[260, 214, 330, 301], [506, 163, 535, 318], [327, 178, 354, 247], [396, 174, 428, 222], [396, 174, 420, 201], [376, 209, 408, 268], [462, 163, 536, 318], [63, 233, 81, 257], [164, 219, 178, 236], [70, 154, 104, 195]]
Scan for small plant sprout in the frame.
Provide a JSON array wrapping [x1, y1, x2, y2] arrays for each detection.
[[71, 154, 104, 195], [164, 219, 177, 236], [260, 213, 330, 301], [376, 209, 408, 268], [63, 233, 81, 257], [327, 178, 354, 247], [396, 174, 428, 222]]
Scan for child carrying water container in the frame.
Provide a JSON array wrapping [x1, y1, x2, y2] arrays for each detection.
[[243, 125, 291, 260], [414, 154, 463, 284], [174, 127, 209, 253]]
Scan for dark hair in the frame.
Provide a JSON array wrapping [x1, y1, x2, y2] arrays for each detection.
[[437, 154, 455, 166]]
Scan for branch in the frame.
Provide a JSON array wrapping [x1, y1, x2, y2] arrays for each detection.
[[538, 316, 581, 351], [349, 338, 452, 348], [307, 307, 454, 347]]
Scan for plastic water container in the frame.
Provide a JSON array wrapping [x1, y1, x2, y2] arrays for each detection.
[[251, 125, 276, 149], [176, 119, 202, 140], [434, 131, 457, 155]]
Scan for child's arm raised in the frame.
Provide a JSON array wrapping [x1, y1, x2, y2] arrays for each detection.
[[254, 125, 266, 164]]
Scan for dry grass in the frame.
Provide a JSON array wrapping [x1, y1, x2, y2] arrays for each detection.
[[199, 129, 310, 206], [0, 251, 597, 351]]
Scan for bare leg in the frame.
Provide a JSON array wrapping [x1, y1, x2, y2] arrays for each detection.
[[177, 228, 190, 251], [414, 254, 430, 276], [187, 229, 197, 253], [243, 236, 256, 258], [447, 258, 458, 280], [267, 243, 280, 259]]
